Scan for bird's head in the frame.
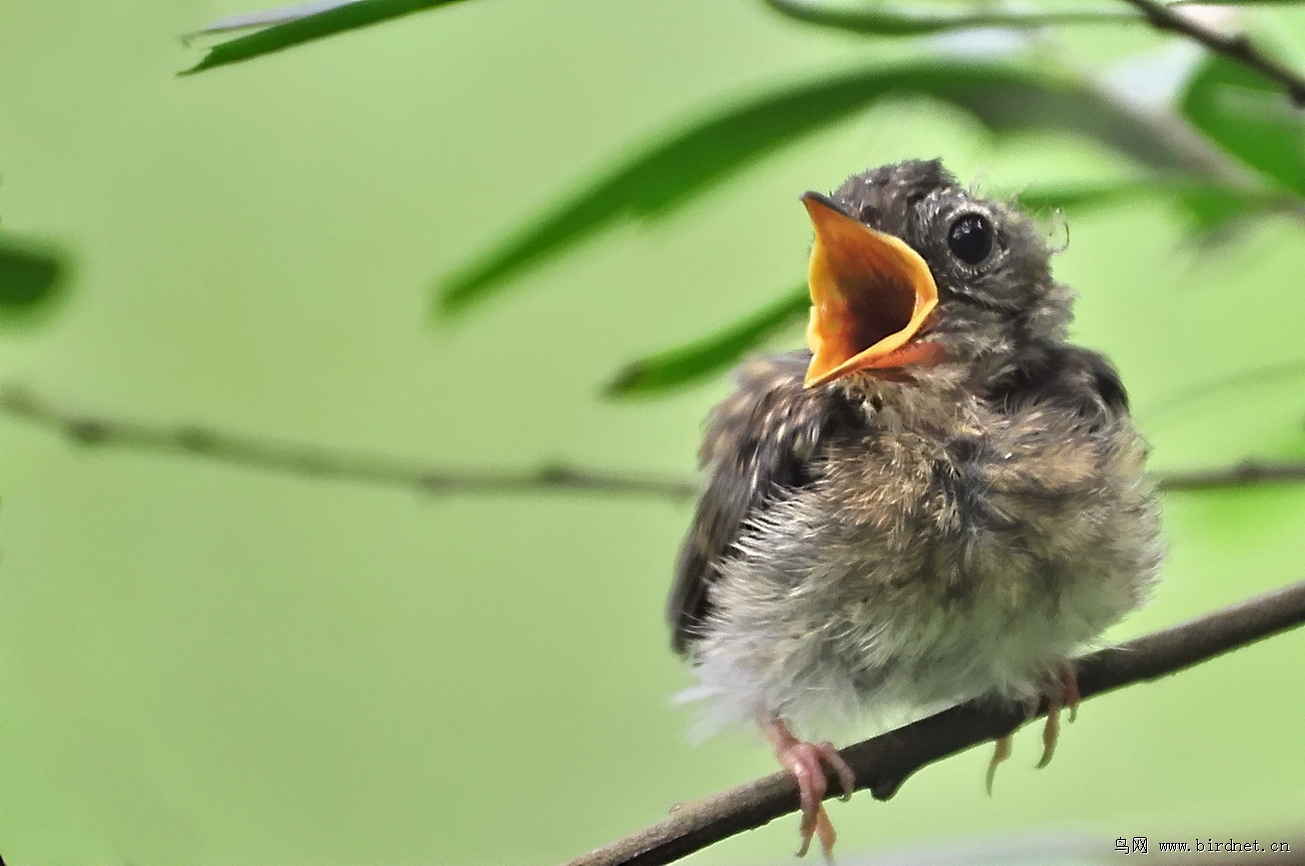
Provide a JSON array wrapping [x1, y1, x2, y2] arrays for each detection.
[[802, 159, 1072, 390]]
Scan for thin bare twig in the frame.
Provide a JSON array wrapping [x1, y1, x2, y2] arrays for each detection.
[[567, 579, 1305, 866], [763, 0, 1305, 107], [761, 0, 1135, 36], [0, 383, 1302, 500], [1119, 0, 1305, 106], [0, 382, 696, 500], [1156, 460, 1305, 491]]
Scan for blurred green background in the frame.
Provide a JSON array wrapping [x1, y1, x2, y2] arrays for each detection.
[[1, 1, 1303, 864]]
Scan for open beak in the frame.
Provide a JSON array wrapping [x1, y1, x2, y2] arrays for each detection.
[[801, 192, 939, 388]]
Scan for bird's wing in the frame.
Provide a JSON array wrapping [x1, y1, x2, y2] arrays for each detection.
[[668, 351, 846, 655], [998, 345, 1131, 424], [1076, 348, 1130, 417]]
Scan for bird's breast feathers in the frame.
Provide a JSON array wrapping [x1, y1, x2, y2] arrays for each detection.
[[683, 380, 1163, 735]]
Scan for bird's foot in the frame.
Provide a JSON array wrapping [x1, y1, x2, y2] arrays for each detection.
[[762, 718, 855, 862], [1037, 662, 1080, 769], [987, 662, 1081, 791]]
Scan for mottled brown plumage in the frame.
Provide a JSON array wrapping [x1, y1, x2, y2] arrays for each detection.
[[667, 160, 1164, 858]]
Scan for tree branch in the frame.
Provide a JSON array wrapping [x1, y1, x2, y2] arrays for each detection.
[[567, 579, 1305, 866], [1155, 460, 1305, 491], [1119, 0, 1305, 106], [0, 382, 696, 500], [763, 0, 1305, 107], [761, 0, 1135, 36], [1, 382, 1302, 499]]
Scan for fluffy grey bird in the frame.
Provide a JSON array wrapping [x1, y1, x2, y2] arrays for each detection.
[[668, 160, 1164, 859]]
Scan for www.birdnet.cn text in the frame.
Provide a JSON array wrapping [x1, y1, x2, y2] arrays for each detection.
[[1115, 836, 1292, 855]]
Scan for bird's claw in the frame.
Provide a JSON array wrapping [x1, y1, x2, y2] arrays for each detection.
[[763, 719, 855, 862], [985, 734, 1012, 796]]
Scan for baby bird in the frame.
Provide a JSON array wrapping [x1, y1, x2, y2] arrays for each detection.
[[668, 160, 1164, 859]]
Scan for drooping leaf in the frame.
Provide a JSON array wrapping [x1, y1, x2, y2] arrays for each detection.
[[182, 0, 471, 74], [436, 58, 1209, 316], [763, 0, 1135, 36], [607, 286, 808, 396], [185, 0, 362, 39], [0, 237, 68, 323], [1014, 177, 1285, 235], [1012, 183, 1142, 214], [1168, 183, 1278, 235], [1180, 54, 1305, 196]]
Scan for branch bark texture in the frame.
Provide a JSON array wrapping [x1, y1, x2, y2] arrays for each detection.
[[0, 383, 696, 500], [1119, 0, 1305, 106], [567, 579, 1305, 866]]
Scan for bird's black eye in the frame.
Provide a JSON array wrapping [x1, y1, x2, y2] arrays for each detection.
[[947, 213, 993, 265]]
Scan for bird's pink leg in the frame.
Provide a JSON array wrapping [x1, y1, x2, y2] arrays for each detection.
[[1037, 662, 1080, 769], [762, 717, 855, 862]]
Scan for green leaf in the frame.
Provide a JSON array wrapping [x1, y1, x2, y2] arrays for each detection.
[[1012, 183, 1141, 213], [1180, 54, 1305, 196], [762, 0, 1135, 36], [182, 0, 470, 74], [1013, 177, 1285, 234], [185, 1, 362, 38], [1169, 184, 1275, 234], [606, 286, 808, 396], [436, 58, 1205, 316], [0, 237, 68, 323]]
